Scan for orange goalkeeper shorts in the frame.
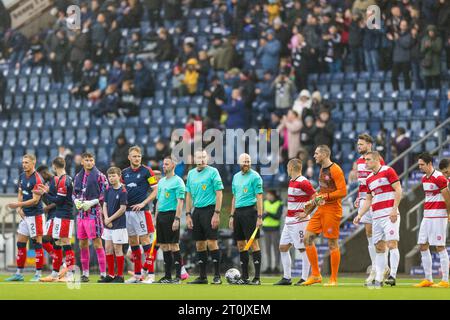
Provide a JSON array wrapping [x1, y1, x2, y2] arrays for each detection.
[[306, 207, 341, 239]]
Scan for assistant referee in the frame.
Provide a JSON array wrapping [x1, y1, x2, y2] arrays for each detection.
[[155, 156, 186, 284], [229, 153, 264, 285], [186, 150, 224, 285]]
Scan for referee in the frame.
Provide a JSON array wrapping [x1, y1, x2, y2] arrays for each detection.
[[155, 156, 186, 284], [229, 153, 264, 285], [186, 150, 224, 285]]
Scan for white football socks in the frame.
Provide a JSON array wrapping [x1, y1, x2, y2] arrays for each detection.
[[389, 248, 399, 278], [367, 237, 376, 271], [300, 250, 310, 280], [375, 252, 386, 282], [421, 249, 433, 282], [439, 250, 449, 282], [280, 251, 291, 280]]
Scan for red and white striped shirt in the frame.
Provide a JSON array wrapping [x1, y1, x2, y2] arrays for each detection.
[[366, 166, 400, 220], [422, 170, 449, 219], [287, 176, 316, 220], [357, 155, 385, 200]]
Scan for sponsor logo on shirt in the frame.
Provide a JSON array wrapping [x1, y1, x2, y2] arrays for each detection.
[[127, 183, 137, 188]]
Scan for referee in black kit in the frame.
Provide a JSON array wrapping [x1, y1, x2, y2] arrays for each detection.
[[186, 150, 224, 284], [229, 153, 264, 285]]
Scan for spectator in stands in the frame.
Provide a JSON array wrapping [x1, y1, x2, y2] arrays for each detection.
[[348, 13, 365, 72], [420, 25, 443, 89], [73, 154, 83, 175], [111, 133, 131, 170], [323, 24, 343, 73], [273, 70, 296, 113], [155, 28, 175, 62], [410, 25, 424, 89], [219, 87, 247, 130], [254, 70, 275, 115], [58, 145, 73, 175], [211, 37, 236, 72], [183, 114, 202, 143], [177, 41, 197, 66], [144, 0, 162, 29], [278, 110, 302, 161], [362, 14, 382, 73], [391, 127, 411, 175], [133, 60, 154, 98], [300, 115, 316, 156], [68, 29, 89, 84], [205, 76, 225, 128], [389, 19, 413, 92], [303, 14, 322, 72], [24, 35, 46, 68], [273, 17, 291, 58], [45, 29, 69, 84], [256, 29, 281, 73], [310, 91, 324, 119], [118, 80, 138, 117], [182, 58, 200, 95], [92, 84, 119, 118], [313, 109, 334, 149], [171, 65, 185, 97], [150, 139, 171, 167], [91, 13, 108, 63], [241, 14, 258, 40], [71, 59, 99, 99], [122, 0, 143, 29], [127, 31, 142, 58], [5, 30, 28, 69], [291, 33, 312, 91], [163, 0, 183, 22], [292, 89, 312, 118], [0, 1, 11, 35], [239, 70, 256, 123], [266, 0, 281, 25], [105, 20, 121, 63]]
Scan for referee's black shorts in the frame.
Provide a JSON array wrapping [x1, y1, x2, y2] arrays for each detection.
[[233, 205, 260, 241], [192, 205, 218, 241], [156, 211, 180, 244]]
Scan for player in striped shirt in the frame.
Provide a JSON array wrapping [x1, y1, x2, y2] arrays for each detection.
[[274, 159, 316, 286], [414, 153, 450, 288], [354, 134, 389, 285], [354, 151, 403, 288]]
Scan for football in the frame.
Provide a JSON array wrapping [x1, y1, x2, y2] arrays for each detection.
[[225, 268, 241, 284]]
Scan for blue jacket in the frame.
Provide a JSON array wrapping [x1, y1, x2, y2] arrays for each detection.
[[362, 28, 382, 50], [256, 39, 280, 72], [221, 98, 247, 129]]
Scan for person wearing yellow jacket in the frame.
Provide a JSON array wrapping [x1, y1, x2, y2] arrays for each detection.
[[262, 190, 283, 274], [182, 58, 199, 95]]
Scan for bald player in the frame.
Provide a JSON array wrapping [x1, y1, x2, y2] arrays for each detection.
[[302, 145, 347, 286], [229, 153, 264, 285]]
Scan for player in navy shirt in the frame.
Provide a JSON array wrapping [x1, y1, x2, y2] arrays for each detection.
[[121, 146, 158, 283], [6, 154, 45, 282], [100, 167, 128, 283], [36, 157, 76, 282], [36, 165, 58, 269]]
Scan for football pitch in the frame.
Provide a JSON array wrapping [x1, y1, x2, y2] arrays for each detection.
[[1, 274, 450, 300]]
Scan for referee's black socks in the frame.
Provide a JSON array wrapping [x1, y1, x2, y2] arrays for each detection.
[[163, 251, 173, 279], [252, 251, 261, 279], [197, 251, 208, 278], [173, 251, 182, 279], [209, 250, 220, 277], [239, 251, 249, 280]]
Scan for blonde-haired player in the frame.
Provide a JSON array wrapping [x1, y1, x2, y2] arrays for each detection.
[[274, 159, 316, 286]]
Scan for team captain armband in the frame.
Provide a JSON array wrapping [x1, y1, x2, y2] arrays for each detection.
[[147, 176, 157, 186]]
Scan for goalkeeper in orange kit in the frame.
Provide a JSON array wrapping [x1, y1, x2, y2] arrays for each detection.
[[301, 145, 347, 286]]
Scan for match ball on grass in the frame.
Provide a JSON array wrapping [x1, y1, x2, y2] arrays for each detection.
[[225, 268, 241, 284]]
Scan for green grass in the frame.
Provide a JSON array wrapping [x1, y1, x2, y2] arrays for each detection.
[[1, 274, 450, 300]]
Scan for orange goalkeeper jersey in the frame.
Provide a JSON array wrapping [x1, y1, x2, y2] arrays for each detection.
[[317, 163, 347, 216]]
